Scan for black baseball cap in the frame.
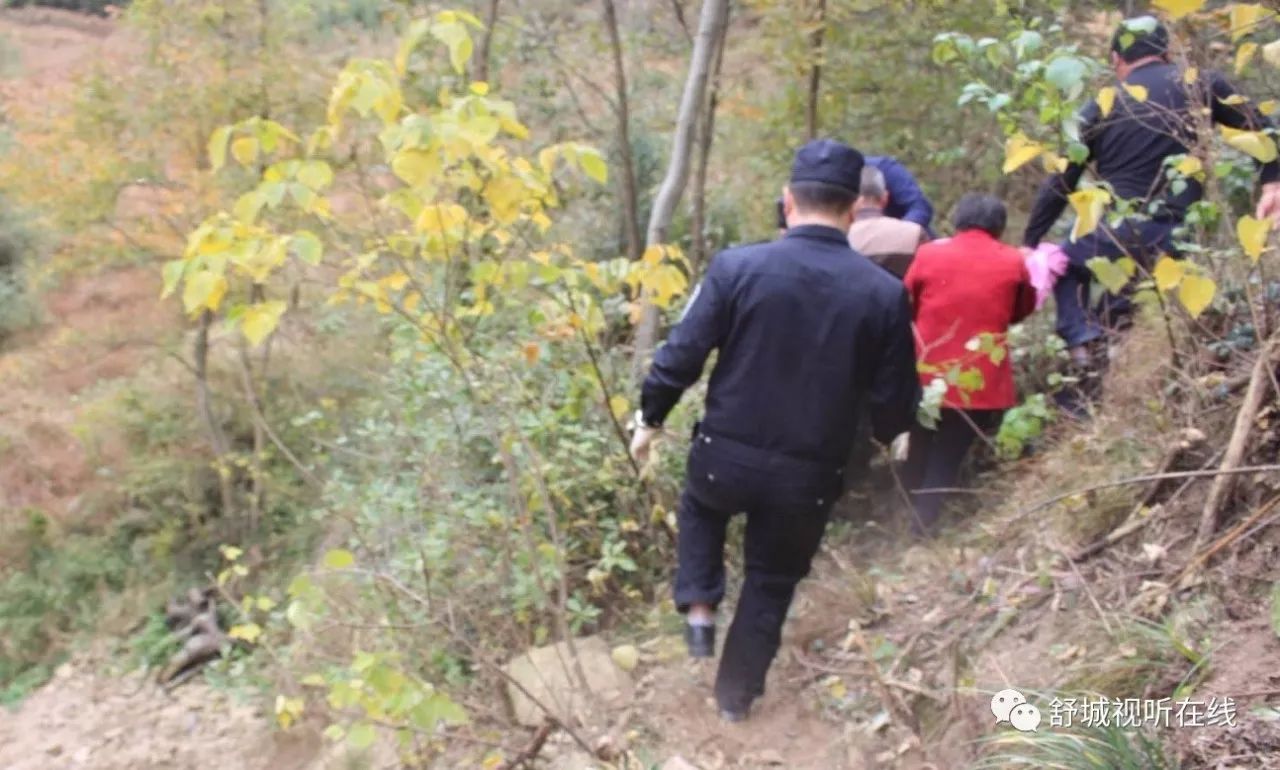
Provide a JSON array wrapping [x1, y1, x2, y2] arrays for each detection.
[[790, 139, 864, 195]]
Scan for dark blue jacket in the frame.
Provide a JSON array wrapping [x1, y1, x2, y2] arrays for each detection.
[[641, 225, 920, 467], [1024, 62, 1280, 246], [867, 156, 934, 231]]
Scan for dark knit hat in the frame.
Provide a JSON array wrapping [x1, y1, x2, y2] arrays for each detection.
[[1112, 16, 1169, 63], [790, 139, 864, 195]]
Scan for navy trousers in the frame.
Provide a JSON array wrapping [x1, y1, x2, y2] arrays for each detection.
[[901, 408, 1001, 535], [673, 431, 841, 711], [1055, 217, 1180, 347]]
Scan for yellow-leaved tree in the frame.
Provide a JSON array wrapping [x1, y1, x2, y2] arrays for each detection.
[[161, 10, 691, 761]]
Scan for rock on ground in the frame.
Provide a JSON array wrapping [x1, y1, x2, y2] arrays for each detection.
[[502, 635, 634, 727]]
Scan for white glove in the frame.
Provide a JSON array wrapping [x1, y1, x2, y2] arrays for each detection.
[[890, 432, 910, 463], [628, 410, 661, 466]]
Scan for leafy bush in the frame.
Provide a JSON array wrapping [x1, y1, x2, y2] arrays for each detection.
[[0, 194, 42, 342], [977, 725, 1178, 769], [3, 0, 120, 14]]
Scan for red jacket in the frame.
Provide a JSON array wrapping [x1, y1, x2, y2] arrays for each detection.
[[903, 229, 1036, 410]]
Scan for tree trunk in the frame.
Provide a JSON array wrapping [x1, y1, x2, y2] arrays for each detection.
[[805, 0, 827, 140], [631, 0, 731, 378], [476, 0, 502, 84], [602, 0, 643, 261], [195, 311, 236, 523], [690, 23, 728, 277]]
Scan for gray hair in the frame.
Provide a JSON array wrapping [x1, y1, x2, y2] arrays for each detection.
[[859, 167, 887, 200]]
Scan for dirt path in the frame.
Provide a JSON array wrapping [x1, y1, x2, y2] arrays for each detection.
[[0, 659, 323, 770]]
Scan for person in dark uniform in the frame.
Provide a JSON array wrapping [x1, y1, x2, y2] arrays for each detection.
[[775, 155, 934, 235], [1022, 16, 1280, 412], [629, 139, 919, 722]]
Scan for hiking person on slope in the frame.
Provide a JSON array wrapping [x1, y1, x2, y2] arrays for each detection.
[[1022, 16, 1280, 414], [629, 139, 919, 722]]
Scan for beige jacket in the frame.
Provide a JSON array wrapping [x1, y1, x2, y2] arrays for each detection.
[[848, 210, 925, 278]]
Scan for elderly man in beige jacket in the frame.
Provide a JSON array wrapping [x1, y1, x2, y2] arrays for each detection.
[[847, 166, 927, 278]]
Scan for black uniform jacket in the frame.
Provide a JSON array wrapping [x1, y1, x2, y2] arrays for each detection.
[[640, 224, 920, 471], [1024, 61, 1280, 246]]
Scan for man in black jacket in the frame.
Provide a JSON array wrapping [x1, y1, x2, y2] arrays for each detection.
[[630, 139, 919, 722], [1023, 17, 1280, 409]]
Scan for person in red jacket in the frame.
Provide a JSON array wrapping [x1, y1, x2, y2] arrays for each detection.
[[901, 194, 1036, 535]]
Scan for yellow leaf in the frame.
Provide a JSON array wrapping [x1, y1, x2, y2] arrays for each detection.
[[241, 300, 287, 347], [1041, 152, 1068, 173], [609, 394, 629, 419], [1237, 214, 1272, 262], [1097, 86, 1116, 118], [1222, 125, 1279, 162], [231, 136, 259, 167], [1152, 256, 1186, 291], [182, 271, 228, 316], [392, 149, 438, 187], [826, 676, 848, 700], [470, 81, 490, 96], [1264, 39, 1280, 68], [275, 696, 304, 730], [1123, 83, 1149, 103], [484, 175, 526, 224], [1153, 0, 1206, 19], [1175, 156, 1203, 178], [1236, 42, 1259, 75], [610, 645, 639, 672], [1068, 188, 1112, 242], [1184, 67, 1200, 85], [1261, 99, 1278, 115], [1002, 132, 1044, 174], [1178, 273, 1216, 318], [641, 244, 666, 266], [521, 342, 540, 365], [416, 203, 468, 237], [208, 126, 231, 172], [578, 146, 608, 184], [1222, 94, 1250, 105], [323, 548, 355, 569], [1231, 4, 1272, 41], [481, 753, 506, 770], [229, 623, 262, 643]]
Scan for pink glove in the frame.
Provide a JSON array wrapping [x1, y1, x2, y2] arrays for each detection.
[[1025, 243, 1068, 309]]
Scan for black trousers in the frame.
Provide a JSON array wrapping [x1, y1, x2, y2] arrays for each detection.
[[901, 408, 1001, 534], [673, 432, 840, 710]]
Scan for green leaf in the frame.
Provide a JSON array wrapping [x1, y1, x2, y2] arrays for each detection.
[[1045, 55, 1087, 95], [430, 19, 473, 74], [161, 259, 187, 299], [290, 231, 324, 265], [208, 126, 232, 172], [323, 548, 355, 569], [577, 146, 608, 184], [297, 160, 334, 191], [395, 19, 430, 75], [1087, 257, 1131, 293], [346, 722, 376, 750]]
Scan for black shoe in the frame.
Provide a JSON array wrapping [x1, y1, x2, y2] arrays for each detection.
[[717, 695, 753, 723], [684, 623, 715, 658]]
